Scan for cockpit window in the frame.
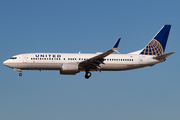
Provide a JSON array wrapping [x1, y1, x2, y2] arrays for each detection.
[[10, 57, 17, 59]]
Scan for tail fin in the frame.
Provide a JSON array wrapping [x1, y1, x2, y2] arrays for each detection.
[[140, 25, 171, 56]]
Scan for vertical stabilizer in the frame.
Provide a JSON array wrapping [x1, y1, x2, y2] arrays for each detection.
[[140, 25, 171, 56]]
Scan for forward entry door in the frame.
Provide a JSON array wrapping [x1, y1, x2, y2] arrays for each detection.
[[23, 55, 27, 63]]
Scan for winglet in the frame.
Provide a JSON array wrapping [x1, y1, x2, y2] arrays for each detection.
[[113, 38, 121, 49]]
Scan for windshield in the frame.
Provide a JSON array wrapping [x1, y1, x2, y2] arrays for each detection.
[[10, 57, 17, 59]]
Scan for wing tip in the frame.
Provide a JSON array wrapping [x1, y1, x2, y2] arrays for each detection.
[[113, 38, 121, 49]]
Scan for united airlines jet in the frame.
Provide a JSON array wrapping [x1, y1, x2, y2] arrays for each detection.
[[3, 25, 174, 79]]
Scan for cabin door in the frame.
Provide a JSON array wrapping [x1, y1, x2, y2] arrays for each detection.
[[139, 56, 143, 65], [23, 55, 27, 63]]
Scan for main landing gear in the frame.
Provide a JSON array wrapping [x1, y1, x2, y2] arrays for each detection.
[[85, 71, 91, 79]]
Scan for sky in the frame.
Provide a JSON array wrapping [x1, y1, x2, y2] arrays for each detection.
[[0, 0, 180, 120]]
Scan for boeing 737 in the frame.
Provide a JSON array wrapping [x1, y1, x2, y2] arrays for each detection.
[[3, 25, 174, 79]]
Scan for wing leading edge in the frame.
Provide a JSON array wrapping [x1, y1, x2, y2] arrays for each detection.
[[79, 38, 121, 71]]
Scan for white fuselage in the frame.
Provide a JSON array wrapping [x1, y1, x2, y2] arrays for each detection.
[[3, 25, 173, 78], [3, 53, 163, 72]]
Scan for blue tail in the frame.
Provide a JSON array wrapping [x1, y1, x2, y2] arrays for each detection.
[[140, 25, 171, 56]]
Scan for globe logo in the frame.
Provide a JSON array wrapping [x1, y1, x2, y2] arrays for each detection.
[[141, 39, 163, 56]]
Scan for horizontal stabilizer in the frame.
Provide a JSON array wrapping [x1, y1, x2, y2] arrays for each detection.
[[153, 52, 175, 60]]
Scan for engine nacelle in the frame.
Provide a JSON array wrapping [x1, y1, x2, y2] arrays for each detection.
[[60, 63, 79, 75]]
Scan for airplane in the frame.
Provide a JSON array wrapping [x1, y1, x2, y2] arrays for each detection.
[[3, 25, 175, 79]]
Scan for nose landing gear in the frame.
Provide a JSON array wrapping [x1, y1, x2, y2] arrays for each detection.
[[85, 71, 91, 79], [19, 72, 22, 76]]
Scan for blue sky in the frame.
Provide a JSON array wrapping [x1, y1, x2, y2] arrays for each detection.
[[0, 0, 180, 120]]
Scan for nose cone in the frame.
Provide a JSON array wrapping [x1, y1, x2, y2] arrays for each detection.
[[3, 60, 10, 67], [3, 60, 7, 65]]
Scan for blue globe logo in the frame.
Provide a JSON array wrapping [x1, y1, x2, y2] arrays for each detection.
[[141, 39, 163, 56]]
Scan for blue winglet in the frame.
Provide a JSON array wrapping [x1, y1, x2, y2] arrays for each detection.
[[113, 38, 121, 49]]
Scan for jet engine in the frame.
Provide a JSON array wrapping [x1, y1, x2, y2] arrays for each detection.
[[60, 63, 79, 75]]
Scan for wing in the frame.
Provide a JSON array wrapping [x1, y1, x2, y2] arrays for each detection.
[[78, 38, 121, 71]]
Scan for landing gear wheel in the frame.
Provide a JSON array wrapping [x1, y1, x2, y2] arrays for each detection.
[[19, 73, 22, 77], [85, 71, 91, 79]]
